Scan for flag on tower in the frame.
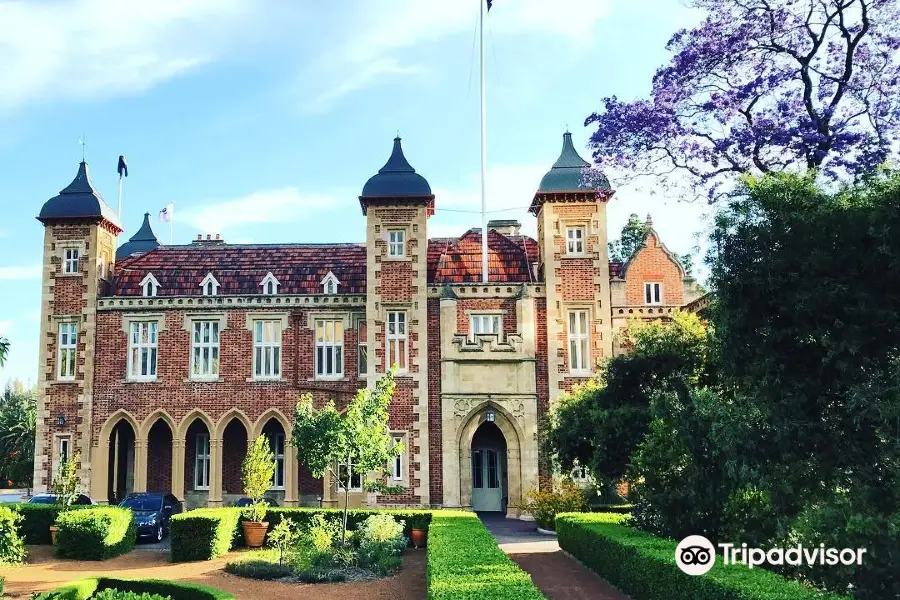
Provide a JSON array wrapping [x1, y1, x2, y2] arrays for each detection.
[[117, 155, 128, 178], [487, 0, 493, 11], [158, 203, 174, 223]]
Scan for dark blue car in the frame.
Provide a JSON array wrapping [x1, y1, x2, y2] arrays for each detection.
[[119, 493, 182, 542]]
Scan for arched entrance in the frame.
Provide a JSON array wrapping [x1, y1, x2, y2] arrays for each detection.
[[107, 420, 135, 504], [471, 422, 507, 512], [146, 419, 173, 493]]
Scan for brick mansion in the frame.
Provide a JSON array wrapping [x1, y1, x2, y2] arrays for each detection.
[[33, 132, 704, 515]]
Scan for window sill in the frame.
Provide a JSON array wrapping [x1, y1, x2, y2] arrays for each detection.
[[568, 372, 593, 378], [123, 378, 159, 384], [193, 487, 210, 492], [184, 377, 224, 383], [309, 376, 348, 383], [58, 272, 81, 278], [54, 378, 77, 384], [562, 253, 588, 259], [246, 377, 284, 383], [384, 256, 411, 262]]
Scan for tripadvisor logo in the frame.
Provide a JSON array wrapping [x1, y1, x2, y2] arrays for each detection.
[[675, 535, 868, 576]]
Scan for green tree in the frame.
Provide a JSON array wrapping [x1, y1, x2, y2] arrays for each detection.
[[52, 451, 80, 509], [607, 213, 646, 263], [0, 336, 8, 367], [292, 369, 403, 543], [241, 435, 276, 523], [0, 383, 36, 487]]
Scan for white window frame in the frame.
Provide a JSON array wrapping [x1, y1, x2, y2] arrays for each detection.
[[63, 248, 79, 274], [568, 309, 591, 375], [357, 320, 367, 379], [59, 438, 71, 466], [57, 322, 78, 381], [269, 433, 285, 490], [260, 272, 280, 296], [470, 314, 501, 338], [337, 460, 363, 492], [141, 273, 160, 297], [566, 226, 586, 255], [392, 436, 403, 481], [645, 282, 663, 305], [386, 311, 408, 373], [252, 320, 282, 380], [315, 319, 344, 379], [194, 433, 210, 490], [128, 321, 158, 381], [387, 230, 405, 258], [190, 320, 220, 380], [200, 273, 220, 297]]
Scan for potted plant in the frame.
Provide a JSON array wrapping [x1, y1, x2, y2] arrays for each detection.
[[409, 513, 429, 548], [50, 451, 80, 545], [240, 435, 276, 548]]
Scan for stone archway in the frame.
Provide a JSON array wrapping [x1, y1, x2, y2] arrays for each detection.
[[457, 402, 525, 518]]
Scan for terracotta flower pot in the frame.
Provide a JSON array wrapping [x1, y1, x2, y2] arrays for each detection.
[[410, 528, 427, 548], [242, 521, 269, 548], [49, 525, 58, 545]]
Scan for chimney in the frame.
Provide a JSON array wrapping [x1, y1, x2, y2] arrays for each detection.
[[487, 219, 522, 236], [192, 233, 226, 246]]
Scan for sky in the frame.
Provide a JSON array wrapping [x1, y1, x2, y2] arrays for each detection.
[[0, 0, 713, 389]]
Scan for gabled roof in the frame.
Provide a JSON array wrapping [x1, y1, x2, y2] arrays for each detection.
[[116, 213, 160, 260], [427, 229, 538, 284], [113, 243, 368, 297], [37, 162, 123, 232], [621, 219, 687, 279]]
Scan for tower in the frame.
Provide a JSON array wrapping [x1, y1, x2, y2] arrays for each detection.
[[33, 162, 123, 492], [531, 132, 615, 405], [359, 137, 434, 506]]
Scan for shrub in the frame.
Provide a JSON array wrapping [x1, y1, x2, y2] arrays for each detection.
[[427, 511, 545, 600], [92, 590, 172, 600], [556, 513, 851, 600], [55, 507, 135, 560], [524, 479, 587, 531], [357, 513, 406, 570], [32, 578, 233, 600], [11, 503, 90, 544], [169, 509, 241, 562], [266, 519, 301, 565], [224, 559, 293, 580], [304, 513, 342, 552], [241, 436, 276, 524], [0, 505, 26, 564]]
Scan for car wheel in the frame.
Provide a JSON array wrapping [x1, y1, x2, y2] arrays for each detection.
[[156, 524, 163, 542]]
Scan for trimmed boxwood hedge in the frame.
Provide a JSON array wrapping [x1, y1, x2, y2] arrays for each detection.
[[32, 577, 233, 600], [55, 507, 136, 560], [427, 511, 546, 600], [170, 507, 433, 561], [10, 503, 92, 544], [556, 513, 852, 600]]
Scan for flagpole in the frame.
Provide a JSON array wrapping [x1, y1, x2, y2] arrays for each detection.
[[480, 0, 488, 283], [117, 174, 124, 218]]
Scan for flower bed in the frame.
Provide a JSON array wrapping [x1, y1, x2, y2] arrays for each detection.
[[32, 577, 233, 600], [556, 513, 852, 600]]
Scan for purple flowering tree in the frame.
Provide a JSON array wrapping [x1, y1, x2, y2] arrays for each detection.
[[585, 0, 900, 199]]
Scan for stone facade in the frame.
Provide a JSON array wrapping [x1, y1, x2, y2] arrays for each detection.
[[33, 135, 699, 516]]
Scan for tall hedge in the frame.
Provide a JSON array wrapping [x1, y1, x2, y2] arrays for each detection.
[[0, 505, 25, 564], [11, 503, 91, 544], [556, 513, 852, 600], [427, 511, 545, 600], [55, 507, 136, 560], [32, 577, 234, 600]]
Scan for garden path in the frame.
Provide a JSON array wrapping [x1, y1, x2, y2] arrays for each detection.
[[479, 513, 629, 600], [0, 545, 426, 600]]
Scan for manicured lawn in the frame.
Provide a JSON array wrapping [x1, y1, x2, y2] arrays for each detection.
[[0, 545, 426, 600]]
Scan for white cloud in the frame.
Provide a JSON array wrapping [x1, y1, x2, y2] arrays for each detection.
[[308, 0, 612, 110], [0, 265, 42, 280], [0, 0, 263, 112], [0, 320, 12, 336], [177, 187, 346, 234]]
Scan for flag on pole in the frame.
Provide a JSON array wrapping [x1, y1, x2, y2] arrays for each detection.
[[158, 203, 174, 223], [117, 155, 128, 178], [486, 0, 493, 11]]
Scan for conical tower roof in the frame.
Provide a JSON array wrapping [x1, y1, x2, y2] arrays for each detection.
[[361, 137, 432, 198], [536, 132, 610, 193], [37, 161, 122, 231], [116, 213, 160, 260]]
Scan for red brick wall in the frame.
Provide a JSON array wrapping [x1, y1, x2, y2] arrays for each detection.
[[147, 421, 172, 492], [455, 298, 517, 337], [426, 298, 442, 504], [624, 232, 684, 305], [222, 420, 246, 494], [535, 298, 552, 490]]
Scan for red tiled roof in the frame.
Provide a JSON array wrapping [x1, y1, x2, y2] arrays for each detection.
[[113, 244, 368, 296], [427, 230, 538, 284]]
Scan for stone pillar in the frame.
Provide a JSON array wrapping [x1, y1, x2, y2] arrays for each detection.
[[133, 437, 148, 493], [172, 439, 186, 503], [208, 438, 223, 507], [283, 443, 298, 507], [90, 441, 109, 504]]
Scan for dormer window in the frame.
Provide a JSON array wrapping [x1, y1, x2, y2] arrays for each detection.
[[320, 271, 340, 295], [200, 273, 220, 296], [140, 273, 160, 297], [260, 272, 280, 296]]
